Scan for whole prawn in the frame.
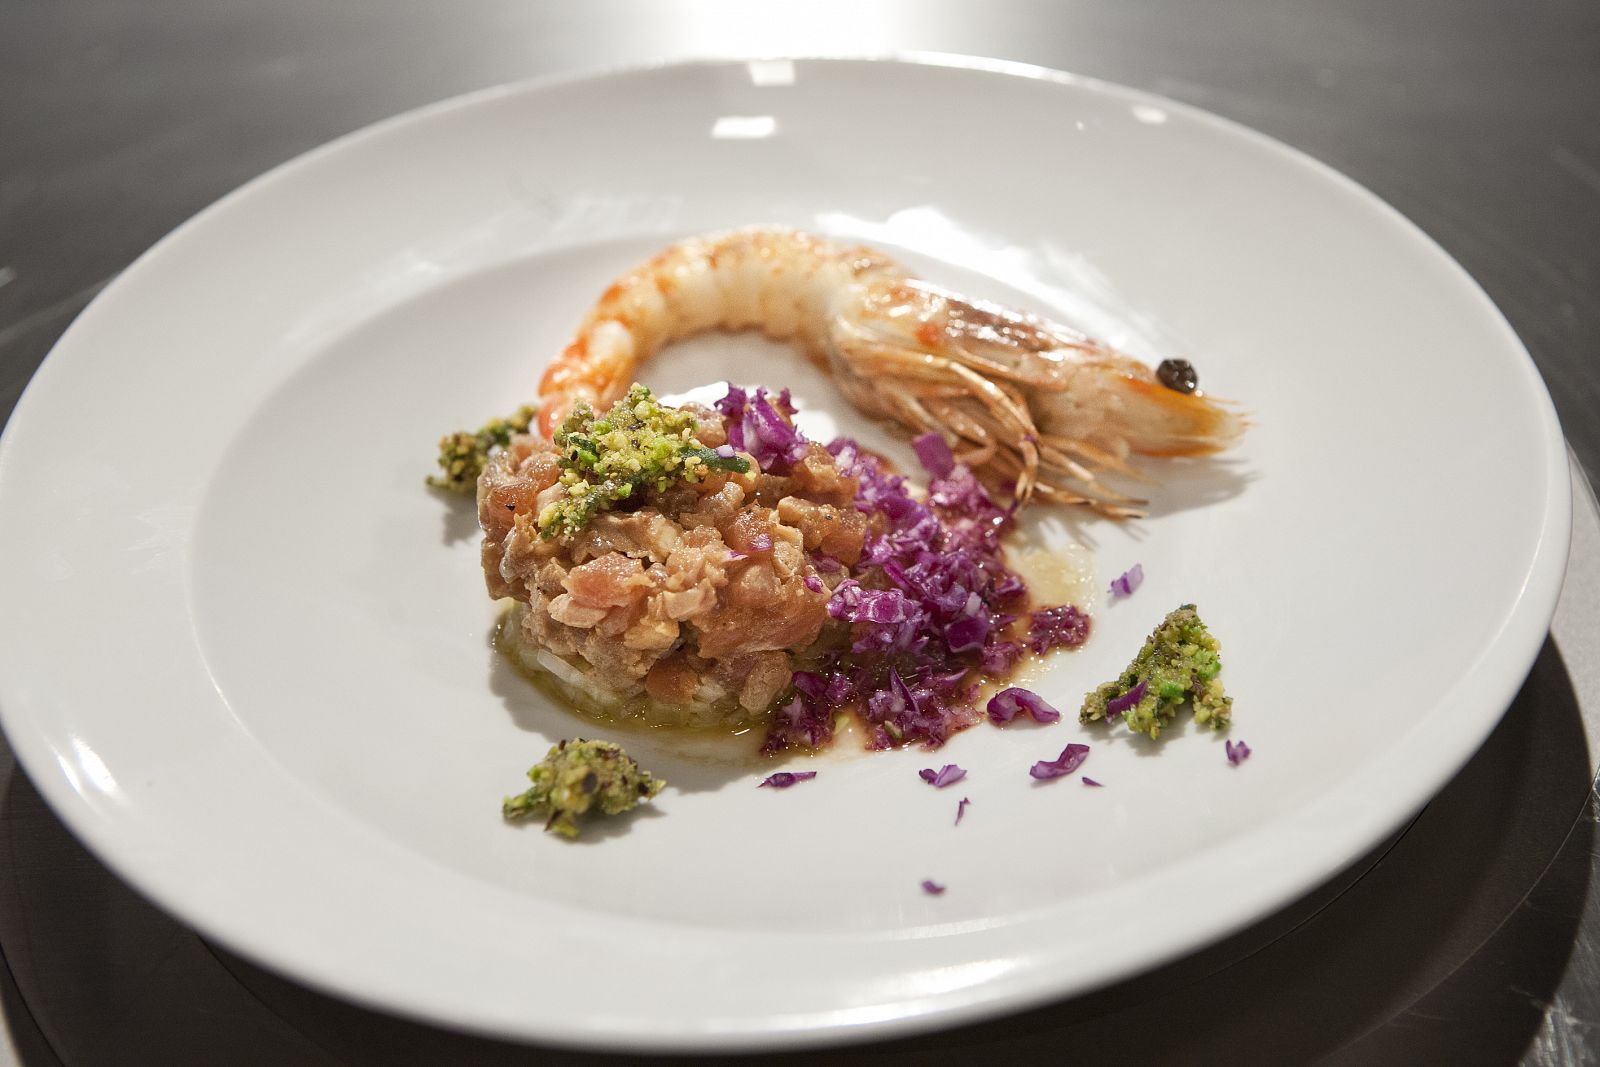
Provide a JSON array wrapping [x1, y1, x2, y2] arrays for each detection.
[[536, 227, 1243, 516]]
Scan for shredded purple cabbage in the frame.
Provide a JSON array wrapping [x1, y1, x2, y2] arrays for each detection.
[[944, 615, 989, 654], [1109, 563, 1144, 599], [828, 580, 909, 626], [1104, 679, 1148, 721], [726, 384, 1092, 755], [986, 687, 1062, 725], [715, 386, 808, 473], [956, 796, 971, 825], [919, 763, 967, 788], [766, 427, 1036, 752], [1082, 776, 1103, 787], [980, 640, 1025, 675], [1226, 739, 1251, 765], [992, 572, 1026, 600], [1028, 605, 1091, 653], [921, 879, 946, 896], [1030, 742, 1091, 781], [910, 432, 956, 479], [803, 575, 824, 593], [758, 770, 817, 789], [766, 694, 833, 750]]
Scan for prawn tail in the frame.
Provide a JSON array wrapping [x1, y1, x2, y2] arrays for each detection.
[[534, 227, 889, 438], [536, 317, 645, 437]]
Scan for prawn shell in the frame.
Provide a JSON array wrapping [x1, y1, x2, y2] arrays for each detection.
[[534, 226, 1244, 515]]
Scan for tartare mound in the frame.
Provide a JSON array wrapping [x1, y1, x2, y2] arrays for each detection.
[[478, 383, 1091, 751], [480, 400, 869, 726]]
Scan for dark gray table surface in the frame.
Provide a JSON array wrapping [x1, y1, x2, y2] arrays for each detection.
[[3, 3, 1599, 1063]]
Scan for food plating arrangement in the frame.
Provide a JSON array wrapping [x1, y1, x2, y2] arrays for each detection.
[[430, 227, 1248, 840]]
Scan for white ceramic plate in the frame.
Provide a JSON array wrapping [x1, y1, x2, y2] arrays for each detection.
[[0, 57, 1570, 1051]]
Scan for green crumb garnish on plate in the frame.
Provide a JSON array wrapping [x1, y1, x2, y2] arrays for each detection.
[[538, 382, 750, 540], [426, 403, 539, 492], [502, 738, 666, 839], [1080, 604, 1232, 739]]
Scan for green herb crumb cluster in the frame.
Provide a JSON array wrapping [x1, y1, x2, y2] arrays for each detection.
[[426, 404, 539, 492], [538, 383, 750, 539], [502, 738, 666, 839], [1080, 604, 1232, 739]]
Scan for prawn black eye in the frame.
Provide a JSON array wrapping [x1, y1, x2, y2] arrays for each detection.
[[1156, 358, 1199, 394]]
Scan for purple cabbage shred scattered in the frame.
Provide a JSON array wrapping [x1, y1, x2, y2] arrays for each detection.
[[918, 763, 967, 788], [986, 687, 1062, 725], [921, 879, 946, 896], [1226, 739, 1252, 765], [955, 796, 971, 825], [758, 770, 817, 789], [1030, 743, 1091, 781], [1109, 563, 1145, 599]]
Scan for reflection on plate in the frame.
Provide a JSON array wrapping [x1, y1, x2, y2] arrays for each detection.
[[0, 57, 1569, 1051]]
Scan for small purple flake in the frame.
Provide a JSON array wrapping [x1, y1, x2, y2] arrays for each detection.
[[748, 533, 774, 552], [1226, 739, 1252, 766], [1030, 742, 1091, 781], [987, 687, 1062, 725], [921, 879, 946, 896], [911, 432, 957, 478], [1109, 563, 1145, 599], [919, 763, 968, 789], [1104, 679, 1148, 721], [1082, 777, 1103, 787], [955, 796, 971, 825], [803, 575, 824, 593], [759, 771, 817, 789]]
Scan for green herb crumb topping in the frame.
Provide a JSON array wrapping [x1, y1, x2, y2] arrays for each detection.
[[427, 404, 539, 492], [502, 738, 666, 839], [538, 383, 750, 539], [1080, 604, 1232, 739]]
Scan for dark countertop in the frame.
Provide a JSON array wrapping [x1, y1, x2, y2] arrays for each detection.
[[3, 3, 1598, 1063]]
